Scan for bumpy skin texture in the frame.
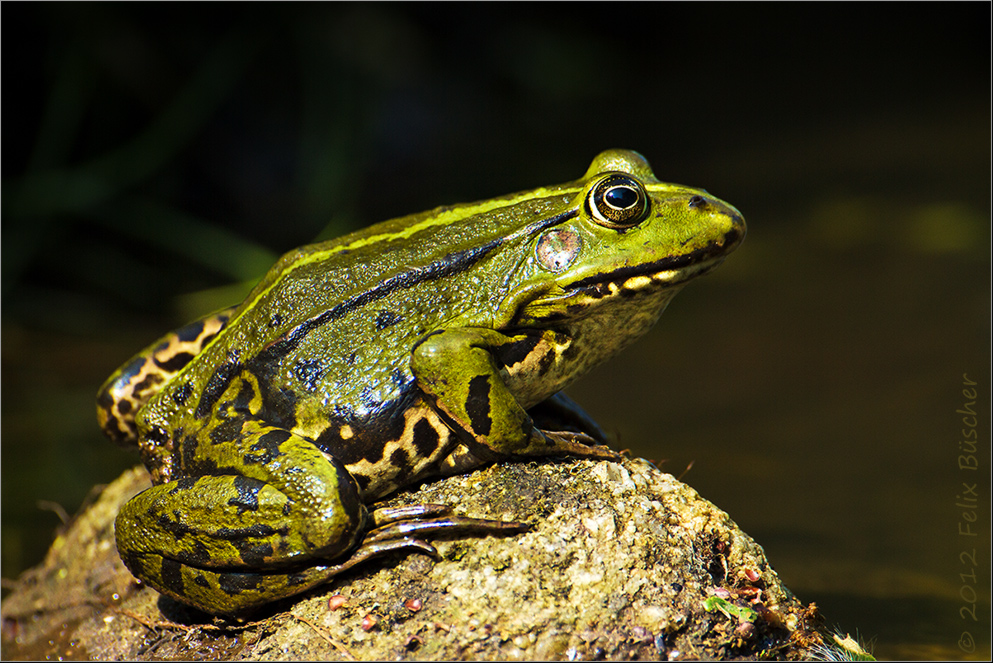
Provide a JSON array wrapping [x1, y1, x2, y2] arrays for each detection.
[[98, 149, 745, 615]]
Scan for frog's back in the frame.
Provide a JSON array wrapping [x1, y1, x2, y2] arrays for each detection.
[[241, 190, 575, 325], [137, 191, 578, 476]]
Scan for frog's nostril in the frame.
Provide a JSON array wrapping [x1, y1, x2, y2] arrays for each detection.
[[688, 195, 708, 209]]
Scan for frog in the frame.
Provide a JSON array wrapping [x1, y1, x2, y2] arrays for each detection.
[[97, 149, 745, 615]]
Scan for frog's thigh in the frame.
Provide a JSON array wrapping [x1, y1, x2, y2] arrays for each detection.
[[117, 428, 365, 569], [119, 427, 365, 569], [116, 424, 366, 609]]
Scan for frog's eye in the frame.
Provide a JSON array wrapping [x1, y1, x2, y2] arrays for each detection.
[[586, 174, 650, 229]]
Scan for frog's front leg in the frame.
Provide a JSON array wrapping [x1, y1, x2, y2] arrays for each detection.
[[410, 327, 620, 463], [115, 419, 369, 615]]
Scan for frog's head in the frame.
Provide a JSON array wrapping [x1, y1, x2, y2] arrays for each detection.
[[506, 149, 745, 328]]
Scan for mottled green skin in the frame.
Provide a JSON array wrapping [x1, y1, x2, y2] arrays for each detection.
[[99, 150, 745, 614]]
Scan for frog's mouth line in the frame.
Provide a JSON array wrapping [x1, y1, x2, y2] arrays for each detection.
[[564, 226, 744, 300]]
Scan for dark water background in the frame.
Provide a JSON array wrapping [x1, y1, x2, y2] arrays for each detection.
[[2, 4, 989, 659]]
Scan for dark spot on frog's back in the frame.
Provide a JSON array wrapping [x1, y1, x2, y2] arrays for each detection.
[[688, 195, 708, 210], [180, 432, 208, 473], [173, 381, 193, 406], [192, 540, 210, 564], [214, 524, 280, 543], [254, 386, 300, 434], [319, 424, 387, 466], [375, 309, 403, 330], [538, 345, 557, 374], [293, 359, 323, 391], [195, 357, 245, 420], [316, 404, 410, 466], [133, 372, 164, 397], [232, 380, 258, 413]]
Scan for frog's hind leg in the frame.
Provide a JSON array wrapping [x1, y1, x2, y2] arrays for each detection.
[[97, 307, 236, 448], [363, 503, 529, 546], [120, 550, 351, 617], [117, 541, 429, 617], [115, 421, 368, 615], [117, 492, 527, 616]]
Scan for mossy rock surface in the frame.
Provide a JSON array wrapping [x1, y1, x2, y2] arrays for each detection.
[[1, 458, 837, 660]]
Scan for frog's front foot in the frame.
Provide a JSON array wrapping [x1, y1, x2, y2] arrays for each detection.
[[534, 429, 622, 461]]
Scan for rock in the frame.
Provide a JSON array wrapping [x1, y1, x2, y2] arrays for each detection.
[[1, 458, 841, 660]]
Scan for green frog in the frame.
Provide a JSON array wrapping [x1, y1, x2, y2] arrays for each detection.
[[98, 149, 745, 615]]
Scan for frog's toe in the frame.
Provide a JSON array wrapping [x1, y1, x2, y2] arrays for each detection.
[[528, 392, 611, 444], [529, 429, 622, 461], [327, 511, 529, 576], [368, 503, 453, 527], [363, 513, 529, 545], [356, 505, 529, 567], [325, 536, 441, 575]]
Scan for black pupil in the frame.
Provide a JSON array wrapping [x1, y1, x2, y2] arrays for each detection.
[[604, 185, 638, 209]]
